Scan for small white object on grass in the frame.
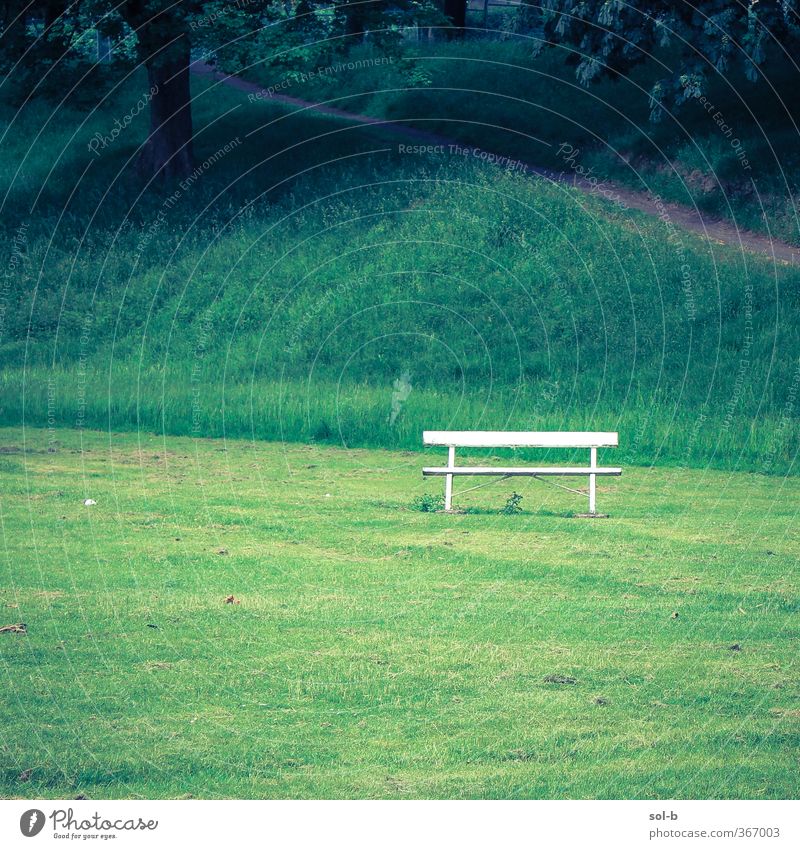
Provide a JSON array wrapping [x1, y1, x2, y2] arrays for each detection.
[[83, 499, 97, 506]]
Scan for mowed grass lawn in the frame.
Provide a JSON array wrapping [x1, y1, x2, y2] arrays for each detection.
[[0, 426, 797, 799]]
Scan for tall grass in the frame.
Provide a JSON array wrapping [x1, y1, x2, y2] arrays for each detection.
[[5, 365, 796, 472]]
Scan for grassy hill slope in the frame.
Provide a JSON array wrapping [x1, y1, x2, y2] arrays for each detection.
[[1, 73, 799, 471]]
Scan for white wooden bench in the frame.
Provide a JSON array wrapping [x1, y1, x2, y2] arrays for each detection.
[[422, 431, 621, 515]]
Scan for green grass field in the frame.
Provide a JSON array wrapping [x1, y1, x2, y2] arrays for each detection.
[[1, 34, 799, 803], [1, 426, 797, 799]]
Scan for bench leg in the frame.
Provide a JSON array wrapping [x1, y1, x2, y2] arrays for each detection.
[[444, 446, 455, 511], [589, 446, 597, 514]]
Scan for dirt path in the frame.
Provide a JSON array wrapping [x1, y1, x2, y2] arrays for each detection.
[[192, 61, 799, 266]]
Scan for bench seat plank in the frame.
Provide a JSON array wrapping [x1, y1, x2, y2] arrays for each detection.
[[423, 466, 622, 476], [423, 431, 618, 448]]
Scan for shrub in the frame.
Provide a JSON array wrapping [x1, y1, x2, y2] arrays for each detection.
[[501, 492, 524, 514], [411, 493, 445, 512]]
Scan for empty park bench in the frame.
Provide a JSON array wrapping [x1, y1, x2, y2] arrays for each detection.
[[422, 431, 621, 515]]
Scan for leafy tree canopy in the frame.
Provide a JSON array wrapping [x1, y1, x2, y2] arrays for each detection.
[[0, 1, 444, 177], [537, 0, 800, 119]]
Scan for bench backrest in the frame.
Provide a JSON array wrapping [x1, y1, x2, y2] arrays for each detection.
[[423, 431, 618, 448]]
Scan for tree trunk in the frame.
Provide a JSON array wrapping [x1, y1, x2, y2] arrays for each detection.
[[1, 1, 31, 63], [343, 1, 367, 41], [138, 40, 194, 181], [443, 0, 467, 37], [42, 1, 66, 31]]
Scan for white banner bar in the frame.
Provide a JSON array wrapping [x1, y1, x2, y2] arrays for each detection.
[[1, 800, 798, 849]]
